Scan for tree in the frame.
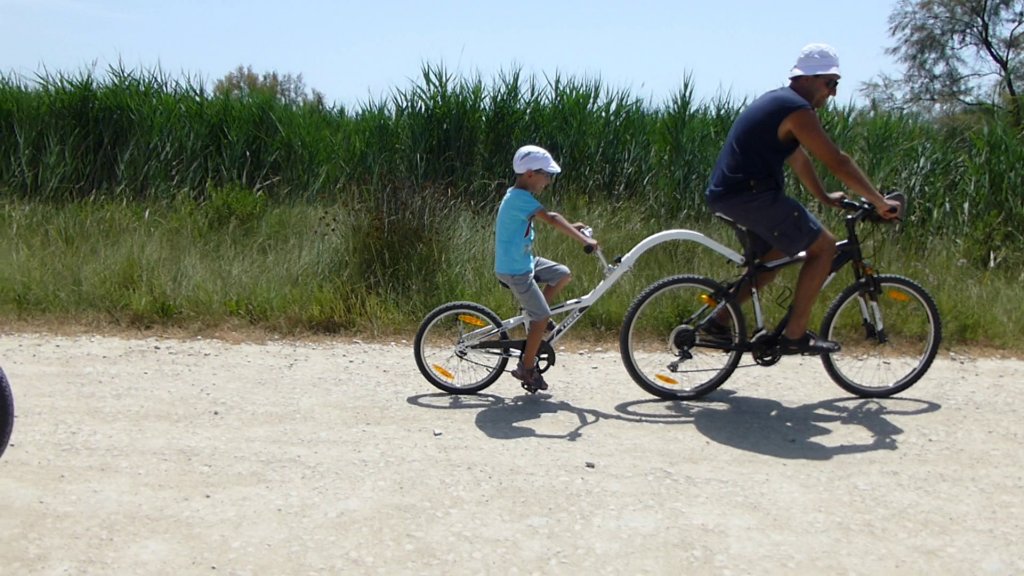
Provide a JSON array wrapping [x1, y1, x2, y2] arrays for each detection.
[[214, 65, 326, 108], [865, 0, 1024, 127]]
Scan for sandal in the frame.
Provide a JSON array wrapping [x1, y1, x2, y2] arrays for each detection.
[[511, 362, 549, 392], [778, 332, 841, 356], [698, 318, 733, 345]]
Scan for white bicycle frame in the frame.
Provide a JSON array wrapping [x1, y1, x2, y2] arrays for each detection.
[[463, 229, 743, 348]]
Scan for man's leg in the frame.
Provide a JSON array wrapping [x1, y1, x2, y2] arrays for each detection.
[[709, 249, 782, 326], [782, 230, 836, 340]]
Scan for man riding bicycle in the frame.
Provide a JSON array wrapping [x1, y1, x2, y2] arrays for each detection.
[[704, 43, 900, 355]]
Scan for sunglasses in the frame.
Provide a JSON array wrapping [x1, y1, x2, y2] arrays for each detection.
[[822, 77, 840, 90], [535, 169, 557, 179]]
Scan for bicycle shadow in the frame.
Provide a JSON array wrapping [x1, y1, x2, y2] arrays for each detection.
[[407, 390, 941, 458], [634, 389, 943, 460], [408, 392, 664, 442]]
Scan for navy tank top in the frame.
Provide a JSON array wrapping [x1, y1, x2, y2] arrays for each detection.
[[706, 87, 811, 199]]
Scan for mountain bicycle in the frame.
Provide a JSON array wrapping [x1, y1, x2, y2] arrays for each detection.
[[0, 367, 12, 459], [414, 227, 732, 395], [620, 192, 942, 400]]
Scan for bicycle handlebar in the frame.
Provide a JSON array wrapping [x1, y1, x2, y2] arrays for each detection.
[[839, 191, 905, 223], [579, 226, 613, 272], [581, 226, 597, 254]]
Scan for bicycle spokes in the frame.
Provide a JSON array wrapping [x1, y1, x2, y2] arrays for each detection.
[[821, 276, 941, 398], [430, 363, 455, 382], [620, 275, 745, 400]]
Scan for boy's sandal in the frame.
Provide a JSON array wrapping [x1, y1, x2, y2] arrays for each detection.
[[521, 373, 548, 393], [511, 361, 532, 381], [778, 332, 841, 356], [512, 362, 549, 392]]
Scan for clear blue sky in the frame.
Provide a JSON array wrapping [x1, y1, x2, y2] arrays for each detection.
[[1, 0, 901, 108]]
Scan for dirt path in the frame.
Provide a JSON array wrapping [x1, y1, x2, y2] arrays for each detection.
[[1, 333, 1021, 575]]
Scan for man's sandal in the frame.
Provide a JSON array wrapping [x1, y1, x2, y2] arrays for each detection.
[[778, 332, 841, 356]]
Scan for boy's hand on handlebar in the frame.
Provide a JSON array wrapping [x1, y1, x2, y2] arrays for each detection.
[[572, 223, 599, 252]]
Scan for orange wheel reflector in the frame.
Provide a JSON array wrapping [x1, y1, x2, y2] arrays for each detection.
[[458, 314, 487, 327], [655, 374, 679, 385], [699, 293, 717, 307], [886, 290, 912, 303], [432, 364, 455, 381]]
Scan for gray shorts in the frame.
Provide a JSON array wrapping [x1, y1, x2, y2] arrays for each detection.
[[496, 258, 571, 321], [708, 189, 823, 257]]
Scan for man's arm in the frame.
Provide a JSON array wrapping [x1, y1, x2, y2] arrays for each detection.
[[783, 109, 897, 216], [786, 147, 839, 206]]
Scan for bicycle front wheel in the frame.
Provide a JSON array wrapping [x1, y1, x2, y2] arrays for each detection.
[[821, 275, 942, 398], [0, 367, 12, 459], [620, 275, 745, 400], [414, 302, 510, 394]]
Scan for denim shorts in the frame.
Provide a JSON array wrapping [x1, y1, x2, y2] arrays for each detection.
[[708, 189, 823, 257], [496, 258, 571, 321]]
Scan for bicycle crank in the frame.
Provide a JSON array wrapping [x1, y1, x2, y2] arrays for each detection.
[[516, 340, 556, 374], [751, 333, 782, 366]]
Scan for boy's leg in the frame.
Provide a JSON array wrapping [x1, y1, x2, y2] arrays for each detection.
[[533, 258, 571, 305], [521, 318, 548, 373], [497, 271, 551, 375], [543, 275, 571, 304], [514, 319, 549, 391]]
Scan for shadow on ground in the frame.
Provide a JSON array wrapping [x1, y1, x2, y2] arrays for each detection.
[[407, 390, 941, 460]]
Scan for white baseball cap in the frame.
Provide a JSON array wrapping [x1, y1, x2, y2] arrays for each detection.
[[512, 145, 561, 174], [789, 43, 841, 78]]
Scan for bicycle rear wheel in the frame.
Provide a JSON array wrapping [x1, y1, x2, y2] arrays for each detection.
[[821, 274, 942, 397], [620, 275, 745, 400], [0, 367, 13, 459], [414, 302, 510, 394]]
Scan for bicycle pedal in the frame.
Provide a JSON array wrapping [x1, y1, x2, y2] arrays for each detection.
[[520, 381, 541, 394]]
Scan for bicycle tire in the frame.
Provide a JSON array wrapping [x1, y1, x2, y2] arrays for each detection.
[[620, 275, 746, 400], [820, 274, 942, 398], [413, 301, 510, 394], [0, 367, 12, 459]]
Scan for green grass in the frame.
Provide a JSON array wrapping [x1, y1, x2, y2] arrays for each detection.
[[0, 196, 1019, 351], [0, 63, 1022, 350]]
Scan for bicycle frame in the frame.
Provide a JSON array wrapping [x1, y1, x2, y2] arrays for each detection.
[[611, 192, 939, 401], [462, 229, 744, 352], [709, 205, 879, 345]]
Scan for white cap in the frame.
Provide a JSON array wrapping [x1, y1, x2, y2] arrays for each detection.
[[512, 145, 561, 174], [789, 43, 841, 78]]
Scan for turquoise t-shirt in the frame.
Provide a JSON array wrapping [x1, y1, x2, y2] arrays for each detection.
[[495, 187, 543, 275]]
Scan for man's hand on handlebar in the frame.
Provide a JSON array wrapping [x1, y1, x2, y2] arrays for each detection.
[[824, 190, 847, 208], [875, 197, 902, 220]]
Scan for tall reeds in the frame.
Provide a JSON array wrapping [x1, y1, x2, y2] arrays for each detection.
[[0, 62, 1022, 343]]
